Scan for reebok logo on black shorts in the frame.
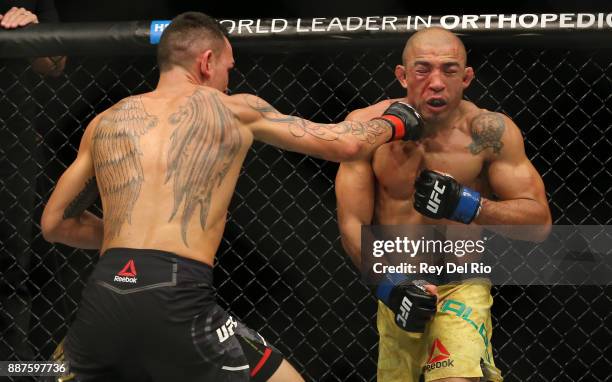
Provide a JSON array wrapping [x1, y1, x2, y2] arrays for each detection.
[[114, 259, 138, 283]]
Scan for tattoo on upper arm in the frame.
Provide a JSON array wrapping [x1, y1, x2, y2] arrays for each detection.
[[468, 112, 505, 155], [166, 90, 242, 246], [62, 177, 99, 219], [92, 97, 158, 239], [244, 95, 387, 144]]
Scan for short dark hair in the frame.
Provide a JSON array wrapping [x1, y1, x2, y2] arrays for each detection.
[[157, 12, 227, 72]]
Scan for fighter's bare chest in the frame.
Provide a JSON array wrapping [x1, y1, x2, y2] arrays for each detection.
[[372, 133, 485, 200]]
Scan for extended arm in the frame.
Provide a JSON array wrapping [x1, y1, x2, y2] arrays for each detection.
[[41, 117, 103, 249], [234, 94, 423, 162]]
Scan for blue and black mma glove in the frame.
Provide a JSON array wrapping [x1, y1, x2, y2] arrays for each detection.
[[413, 170, 482, 224], [375, 102, 424, 142], [376, 274, 437, 333]]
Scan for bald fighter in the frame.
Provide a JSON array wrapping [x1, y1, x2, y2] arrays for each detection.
[[336, 28, 551, 382], [40, 12, 423, 382]]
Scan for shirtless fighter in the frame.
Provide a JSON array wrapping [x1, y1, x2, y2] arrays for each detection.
[[336, 28, 552, 382], [40, 12, 424, 382]]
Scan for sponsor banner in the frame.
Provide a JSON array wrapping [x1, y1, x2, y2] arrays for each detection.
[[149, 14, 612, 45], [218, 14, 612, 35], [360, 225, 612, 286]]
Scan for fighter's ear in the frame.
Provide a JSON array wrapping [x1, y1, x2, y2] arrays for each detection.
[[463, 66, 474, 88], [395, 64, 408, 89], [198, 49, 214, 80]]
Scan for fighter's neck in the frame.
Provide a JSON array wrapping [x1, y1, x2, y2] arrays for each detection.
[[156, 68, 207, 92], [422, 102, 466, 135]]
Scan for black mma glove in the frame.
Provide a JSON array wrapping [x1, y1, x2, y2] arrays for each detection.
[[376, 274, 437, 333], [414, 170, 482, 224], [373, 102, 424, 142]]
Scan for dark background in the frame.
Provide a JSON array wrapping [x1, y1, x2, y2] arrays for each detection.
[[1, 1, 610, 381]]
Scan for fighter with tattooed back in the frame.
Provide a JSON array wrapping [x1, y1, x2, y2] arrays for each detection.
[[336, 28, 551, 381], [40, 12, 424, 382]]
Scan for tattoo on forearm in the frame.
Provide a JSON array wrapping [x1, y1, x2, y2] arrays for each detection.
[[63, 177, 99, 219], [92, 97, 158, 239], [166, 90, 242, 246], [244, 95, 387, 144], [347, 120, 388, 144], [468, 112, 505, 155]]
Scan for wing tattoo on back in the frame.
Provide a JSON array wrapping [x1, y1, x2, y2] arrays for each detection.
[[92, 97, 158, 239], [166, 90, 242, 246]]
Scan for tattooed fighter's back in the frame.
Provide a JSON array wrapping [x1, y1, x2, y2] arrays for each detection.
[[91, 89, 250, 264], [40, 12, 425, 382]]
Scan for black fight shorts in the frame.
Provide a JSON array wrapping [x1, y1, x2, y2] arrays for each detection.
[[64, 248, 283, 382]]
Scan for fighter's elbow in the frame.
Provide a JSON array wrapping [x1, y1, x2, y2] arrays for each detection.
[[337, 140, 364, 162], [40, 210, 64, 243], [543, 209, 553, 228], [531, 225, 552, 243], [530, 210, 552, 242], [40, 217, 57, 243], [339, 236, 361, 268], [339, 233, 351, 254], [538, 215, 553, 242]]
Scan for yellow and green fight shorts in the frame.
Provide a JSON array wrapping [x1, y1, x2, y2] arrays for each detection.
[[377, 282, 503, 381]]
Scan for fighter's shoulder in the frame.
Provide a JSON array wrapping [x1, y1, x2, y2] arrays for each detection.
[[225, 93, 275, 123], [465, 104, 524, 158], [465, 104, 520, 137], [345, 99, 399, 122], [227, 92, 264, 108], [95, 95, 147, 122], [88, 94, 160, 138]]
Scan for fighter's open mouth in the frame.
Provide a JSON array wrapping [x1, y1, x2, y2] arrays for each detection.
[[426, 99, 447, 107]]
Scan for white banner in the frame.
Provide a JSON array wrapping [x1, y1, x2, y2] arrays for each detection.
[[218, 13, 612, 35]]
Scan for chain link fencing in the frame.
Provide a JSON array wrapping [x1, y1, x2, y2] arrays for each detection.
[[1, 40, 611, 381]]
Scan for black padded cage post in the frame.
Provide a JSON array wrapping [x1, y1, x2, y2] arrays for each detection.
[[0, 13, 611, 381]]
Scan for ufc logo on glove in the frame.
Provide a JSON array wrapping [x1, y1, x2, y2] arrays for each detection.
[[396, 296, 413, 327], [414, 170, 482, 224], [426, 181, 446, 213]]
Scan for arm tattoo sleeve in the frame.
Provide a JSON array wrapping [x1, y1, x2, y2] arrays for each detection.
[[468, 112, 505, 155], [92, 97, 158, 239], [62, 177, 99, 219], [244, 95, 387, 144], [166, 91, 242, 246]]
